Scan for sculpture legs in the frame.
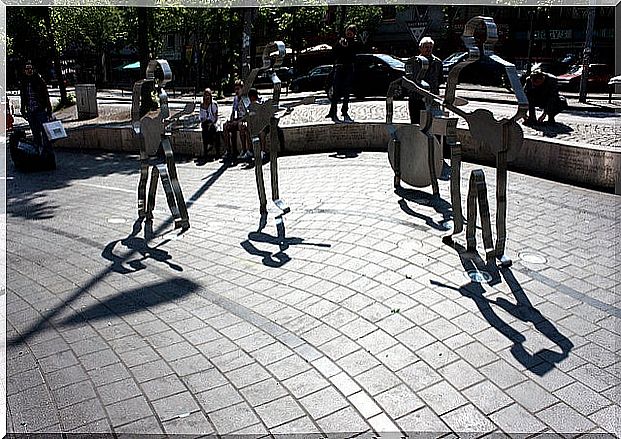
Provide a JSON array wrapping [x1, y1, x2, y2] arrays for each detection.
[[138, 161, 151, 219], [162, 138, 189, 230], [466, 170, 495, 261], [253, 136, 268, 215], [494, 147, 511, 267]]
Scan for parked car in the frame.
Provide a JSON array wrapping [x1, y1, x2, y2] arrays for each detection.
[[518, 61, 571, 84], [442, 51, 511, 88], [290, 64, 333, 93], [253, 67, 294, 88], [557, 64, 612, 91], [325, 53, 406, 100]]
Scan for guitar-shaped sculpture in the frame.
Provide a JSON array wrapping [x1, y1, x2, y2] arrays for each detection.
[[131, 60, 194, 231]]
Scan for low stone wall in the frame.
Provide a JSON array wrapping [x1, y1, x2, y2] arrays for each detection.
[[54, 122, 619, 191]]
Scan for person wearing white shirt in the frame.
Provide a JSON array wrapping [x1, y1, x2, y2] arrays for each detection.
[[199, 88, 218, 162]]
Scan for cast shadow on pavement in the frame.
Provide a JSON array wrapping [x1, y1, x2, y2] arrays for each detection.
[[102, 218, 183, 274], [329, 149, 361, 159], [431, 242, 573, 377], [240, 213, 331, 268], [59, 278, 200, 327], [6, 151, 139, 221], [525, 121, 573, 138], [395, 187, 453, 232]]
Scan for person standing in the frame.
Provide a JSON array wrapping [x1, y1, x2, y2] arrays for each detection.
[[20, 61, 53, 152], [326, 24, 362, 123], [523, 69, 567, 125], [407, 36, 443, 124], [198, 87, 218, 163]]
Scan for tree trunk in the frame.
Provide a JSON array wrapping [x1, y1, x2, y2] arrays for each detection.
[[137, 7, 150, 75], [44, 7, 69, 107]]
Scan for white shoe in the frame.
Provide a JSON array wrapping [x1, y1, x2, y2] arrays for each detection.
[[342, 114, 354, 123], [236, 152, 245, 159], [244, 151, 253, 159], [261, 151, 266, 161]]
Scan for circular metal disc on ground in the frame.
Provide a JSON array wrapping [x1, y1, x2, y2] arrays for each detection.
[[464, 270, 492, 283], [518, 252, 547, 264], [107, 218, 127, 224]]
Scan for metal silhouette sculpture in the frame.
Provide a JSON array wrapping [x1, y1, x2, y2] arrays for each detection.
[[241, 41, 314, 216], [386, 16, 527, 267], [131, 60, 193, 231]]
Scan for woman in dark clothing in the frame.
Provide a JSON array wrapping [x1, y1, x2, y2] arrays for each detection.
[[20, 62, 53, 151]]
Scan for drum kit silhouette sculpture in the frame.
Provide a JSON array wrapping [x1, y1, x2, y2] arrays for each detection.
[[130, 16, 526, 267]]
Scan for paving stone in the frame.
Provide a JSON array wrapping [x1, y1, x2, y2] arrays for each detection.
[[340, 318, 378, 340], [316, 406, 370, 434], [462, 380, 514, 415], [104, 395, 153, 428], [211, 349, 255, 373], [480, 359, 527, 390], [418, 380, 469, 415], [8, 384, 61, 432], [7, 367, 45, 395], [301, 323, 341, 346], [376, 313, 415, 335], [568, 364, 617, 392], [129, 359, 175, 383], [438, 359, 485, 390], [141, 374, 187, 401], [240, 377, 289, 406], [319, 335, 360, 361], [368, 412, 399, 433], [589, 405, 620, 436], [422, 317, 463, 341], [255, 396, 306, 428], [270, 416, 321, 435], [208, 401, 262, 434], [88, 362, 132, 387], [336, 349, 382, 378], [537, 403, 597, 434], [489, 404, 547, 435], [328, 371, 361, 396], [168, 354, 213, 377], [441, 404, 496, 434], [97, 377, 142, 406], [282, 369, 330, 398], [377, 343, 419, 372], [395, 326, 437, 352], [196, 383, 243, 413], [417, 341, 460, 369], [253, 342, 293, 366], [355, 364, 401, 396], [37, 350, 80, 373], [162, 411, 214, 436], [53, 380, 98, 409], [300, 386, 349, 419], [151, 391, 201, 422], [113, 415, 164, 434], [375, 384, 425, 419], [311, 356, 341, 378], [397, 407, 451, 434], [396, 360, 443, 391], [505, 380, 560, 412]]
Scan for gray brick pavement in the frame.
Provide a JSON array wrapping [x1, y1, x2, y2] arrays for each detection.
[[5, 149, 619, 437]]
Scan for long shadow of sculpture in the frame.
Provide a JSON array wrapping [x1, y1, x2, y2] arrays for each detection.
[[241, 215, 331, 268], [431, 242, 573, 376], [59, 278, 199, 326], [102, 218, 183, 274], [396, 187, 453, 232]]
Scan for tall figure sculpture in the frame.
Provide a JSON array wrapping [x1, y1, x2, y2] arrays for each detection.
[[386, 16, 527, 267], [240, 41, 314, 217], [131, 60, 194, 231]]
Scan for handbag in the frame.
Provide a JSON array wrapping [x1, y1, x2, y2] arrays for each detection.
[[43, 119, 67, 141]]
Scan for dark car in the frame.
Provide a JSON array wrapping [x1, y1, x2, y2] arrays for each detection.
[[253, 67, 294, 88], [557, 64, 612, 91], [326, 53, 406, 100], [290, 64, 333, 93], [443, 51, 511, 88]]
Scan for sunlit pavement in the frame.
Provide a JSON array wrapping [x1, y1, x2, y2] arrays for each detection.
[[5, 148, 619, 437]]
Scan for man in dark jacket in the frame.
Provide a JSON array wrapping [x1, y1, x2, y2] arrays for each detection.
[[407, 36, 444, 124], [523, 70, 567, 125], [326, 24, 362, 123], [20, 61, 53, 151]]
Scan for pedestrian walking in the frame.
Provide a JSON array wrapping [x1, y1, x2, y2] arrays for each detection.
[[19, 61, 53, 152], [523, 69, 567, 125], [407, 36, 443, 124], [198, 87, 218, 163], [326, 24, 362, 123]]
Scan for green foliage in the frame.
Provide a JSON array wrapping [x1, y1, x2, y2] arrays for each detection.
[[53, 92, 75, 112]]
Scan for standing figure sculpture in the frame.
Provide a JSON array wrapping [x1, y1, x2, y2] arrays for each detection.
[[131, 60, 194, 231], [386, 16, 527, 267]]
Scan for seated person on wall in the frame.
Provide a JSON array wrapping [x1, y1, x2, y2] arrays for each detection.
[[222, 79, 251, 160], [523, 69, 568, 125], [198, 87, 219, 162]]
